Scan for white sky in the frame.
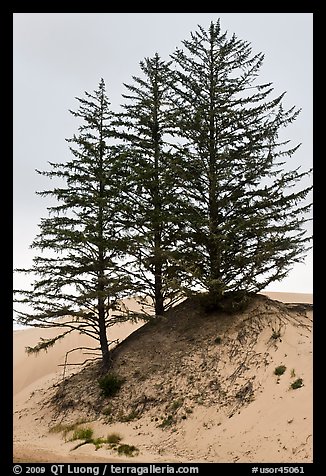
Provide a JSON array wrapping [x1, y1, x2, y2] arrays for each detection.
[[13, 12, 313, 295]]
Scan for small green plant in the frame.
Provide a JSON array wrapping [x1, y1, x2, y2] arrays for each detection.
[[274, 365, 286, 376], [71, 427, 94, 441], [214, 336, 222, 344], [119, 409, 139, 422], [49, 419, 90, 440], [107, 433, 122, 444], [70, 431, 124, 451], [170, 399, 183, 412], [291, 368, 296, 378], [291, 378, 303, 390], [116, 444, 139, 457], [158, 414, 175, 428], [92, 437, 108, 450], [98, 373, 125, 397]]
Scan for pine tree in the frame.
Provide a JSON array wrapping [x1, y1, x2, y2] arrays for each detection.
[[170, 20, 312, 304], [115, 54, 185, 316], [14, 79, 131, 368]]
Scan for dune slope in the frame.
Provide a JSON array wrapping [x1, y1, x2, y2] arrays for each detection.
[[14, 293, 312, 463]]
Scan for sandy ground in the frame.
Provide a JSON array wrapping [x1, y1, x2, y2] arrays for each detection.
[[13, 292, 312, 463], [261, 291, 312, 304]]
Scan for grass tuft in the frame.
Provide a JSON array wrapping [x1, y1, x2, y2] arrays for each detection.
[[116, 444, 139, 457], [158, 414, 175, 428], [92, 437, 107, 450], [98, 373, 125, 397], [71, 427, 94, 441], [170, 399, 183, 412], [107, 433, 122, 444], [49, 419, 90, 440], [274, 365, 286, 376], [291, 378, 303, 390]]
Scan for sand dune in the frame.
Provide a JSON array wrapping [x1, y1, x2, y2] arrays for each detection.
[[13, 298, 145, 395], [261, 291, 313, 304], [13, 320, 143, 396], [14, 292, 312, 463]]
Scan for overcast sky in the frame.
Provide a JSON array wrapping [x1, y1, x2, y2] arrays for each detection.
[[13, 12, 313, 296]]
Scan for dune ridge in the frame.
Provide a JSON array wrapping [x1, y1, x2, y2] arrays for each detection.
[[14, 292, 312, 463]]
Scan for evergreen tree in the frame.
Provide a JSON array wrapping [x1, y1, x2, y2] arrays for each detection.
[[14, 79, 130, 368], [115, 54, 185, 316], [170, 21, 312, 303]]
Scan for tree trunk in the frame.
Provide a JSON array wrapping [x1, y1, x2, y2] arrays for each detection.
[[97, 88, 110, 370], [154, 255, 164, 316], [152, 73, 164, 317], [98, 297, 111, 369], [207, 37, 222, 300]]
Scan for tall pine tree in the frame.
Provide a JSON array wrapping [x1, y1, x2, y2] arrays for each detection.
[[14, 80, 131, 368], [170, 21, 312, 304], [115, 54, 185, 316]]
